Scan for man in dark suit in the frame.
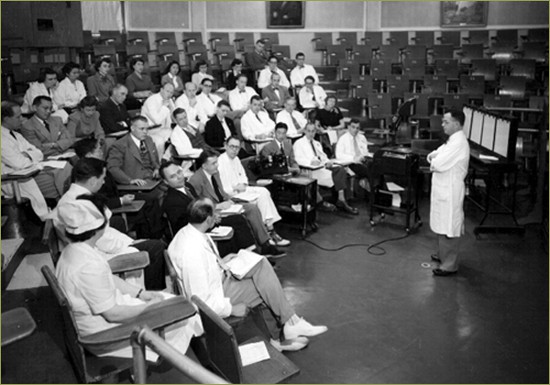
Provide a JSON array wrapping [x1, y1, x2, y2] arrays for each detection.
[[188, 149, 285, 258], [106, 115, 165, 202], [204, 100, 236, 148], [160, 160, 260, 257], [98, 84, 131, 135], [261, 73, 290, 118], [245, 39, 269, 71], [21, 96, 75, 157], [260, 122, 300, 173]]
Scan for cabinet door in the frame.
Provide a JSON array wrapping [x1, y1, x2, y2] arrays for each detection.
[[30, 1, 83, 47], [1, 2, 33, 47]]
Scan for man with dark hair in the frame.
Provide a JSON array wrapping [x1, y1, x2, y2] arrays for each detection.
[[246, 39, 268, 71], [290, 52, 319, 87], [228, 74, 258, 117], [106, 115, 165, 202], [21, 96, 75, 157], [167, 197, 327, 352], [260, 122, 300, 174], [257, 56, 290, 89], [427, 109, 470, 276], [170, 108, 212, 157], [204, 100, 236, 148], [160, 160, 256, 257], [335, 119, 373, 187], [276, 97, 307, 137], [189, 150, 285, 258], [22, 68, 60, 114], [2, 101, 72, 218], [196, 78, 222, 124], [98, 84, 131, 135], [174, 82, 205, 133], [261, 72, 291, 116], [52, 157, 167, 290], [141, 82, 176, 159], [240, 95, 275, 147]]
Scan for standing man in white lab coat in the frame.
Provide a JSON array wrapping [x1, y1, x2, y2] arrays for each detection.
[[427, 109, 470, 276]]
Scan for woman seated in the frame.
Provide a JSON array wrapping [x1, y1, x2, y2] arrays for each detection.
[[53, 62, 87, 114], [67, 96, 105, 142], [125, 57, 155, 110], [191, 60, 214, 91], [55, 195, 202, 359], [87, 58, 116, 104], [312, 94, 346, 158], [161, 60, 184, 98]]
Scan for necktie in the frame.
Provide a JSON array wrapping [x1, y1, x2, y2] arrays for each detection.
[[139, 140, 147, 153], [207, 94, 214, 104], [279, 141, 285, 156], [205, 235, 230, 272], [255, 113, 263, 123], [44, 121, 50, 132], [271, 70, 278, 76], [291, 114, 301, 131], [353, 135, 361, 158], [9, 130, 17, 140], [310, 140, 319, 159], [211, 174, 225, 202]]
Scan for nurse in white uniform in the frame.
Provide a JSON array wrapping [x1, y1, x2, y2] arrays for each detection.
[[55, 196, 202, 360], [427, 109, 470, 276]]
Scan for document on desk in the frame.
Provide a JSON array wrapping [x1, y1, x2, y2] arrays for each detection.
[[220, 204, 244, 215], [232, 191, 260, 202], [177, 148, 202, 158], [48, 150, 75, 160], [333, 159, 353, 166], [479, 154, 499, 162], [386, 182, 405, 192], [238, 341, 270, 367], [225, 249, 264, 280], [208, 226, 233, 238], [40, 160, 68, 169]]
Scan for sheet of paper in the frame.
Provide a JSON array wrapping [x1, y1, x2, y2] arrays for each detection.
[[40, 160, 68, 169], [333, 159, 353, 166], [233, 191, 260, 202], [386, 182, 404, 192], [238, 341, 270, 367], [220, 204, 244, 215], [178, 148, 202, 158], [225, 249, 264, 279], [391, 192, 402, 207], [209, 226, 232, 238], [48, 150, 76, 160]]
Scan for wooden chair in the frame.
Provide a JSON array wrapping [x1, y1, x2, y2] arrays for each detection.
[[363, 32, 382, 49], [191, 295, 300, 384], [41, 266, 195, 383], [438, 31, 461, 47], [412, 31, 434, 47], [387, 31, 409, 49], [463, 30, 489, 46]]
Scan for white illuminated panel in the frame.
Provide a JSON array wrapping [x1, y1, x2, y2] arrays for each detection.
[[470, 110, 484, 145], [463, 106, 473, 139], [493, 119, 511, 158], [481, 115, 496, 150]]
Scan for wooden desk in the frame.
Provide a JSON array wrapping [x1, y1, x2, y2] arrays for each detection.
[[1, 308, 37, 346], [117, 180, 161, 192], [208, 226, 234, 242], [111, 200, 146, 215], [2, 168, 41, 204]]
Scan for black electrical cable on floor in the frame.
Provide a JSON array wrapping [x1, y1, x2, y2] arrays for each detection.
[[292, 232, 410, 256]]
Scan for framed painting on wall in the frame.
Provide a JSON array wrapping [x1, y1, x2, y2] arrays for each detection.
[[441, 1, 488, 28], [267, 1, 305, 29]]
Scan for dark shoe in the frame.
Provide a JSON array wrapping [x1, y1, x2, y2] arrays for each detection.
[[260, 243, 287, 259], [431, 254, 441, 263], [432, 268, 457, 276], [318, 201, 336, 212], [336, 200, 359, 215]]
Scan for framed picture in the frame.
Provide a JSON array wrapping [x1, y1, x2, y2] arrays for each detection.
[[267, 1, 305, 29], [441, 1, 488, 28]]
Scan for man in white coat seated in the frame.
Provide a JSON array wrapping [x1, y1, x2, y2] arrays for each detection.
[[427, 109, 470, 276], [167, 197, 327, 351], [174, 82, 205, 133], [240, 95, 276, 152], [290, 52, 319, 87], [195, 78, 222, 125], [294, 123, 358, 215], [140, 82, 175, 160], [228, 74, 258, 119], [257, 56, 291, 90], [276, 97, 307, 138], [299, 75, 327, 110], [55, 196, 202, 360], [335, 118, 374, 190], [217, 136, 290, 247]]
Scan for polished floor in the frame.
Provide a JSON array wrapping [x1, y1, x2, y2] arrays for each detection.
[[1, 196, 548, 384]]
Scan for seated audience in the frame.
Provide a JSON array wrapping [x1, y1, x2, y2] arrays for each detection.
[[228, 74, 258, 118], [240, 95, 276, 149], [167, 198, 328, 351], [335, 119, 373, 189], [290, 52, 319, 87], [21, 96, 75, 157], [299, 75, 327, 110], [161, 60, 184, 97], [260, 122, 300, 175], [170, 108, 212, 159], [218, 136, 290, 247], [87, 57, 116, 103], [160, 160, 256, 257], [53, 159, 167, 290], [55, 196, 201, 359], [67, 96, 105, 142], [106, 116, 165, 202], [125, 57, 154, 109], [276, 97, 307, 137], [98, 84, 131, 135], [175, 82, 205, 133], [53, 62, 87, 114], [22, 68, 68, 123], [1, 101, 72, 218], [225, 58, 244, 90], [140, 83, 176, 159], [261, 73, 290, 116], [294, 123, 358, 215], [195, 78, 222, 124], [257, 56, 290, 90], [204, 100, 236, 149], [188, 150, 285, 257], [74, 138, 164, 239], [191, 60, 215, 90], [245, 39, 269, 71]]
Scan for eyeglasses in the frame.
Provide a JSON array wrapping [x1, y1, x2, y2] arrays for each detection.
[[227, 145, 240, 150], [203, 84, 213, 87]]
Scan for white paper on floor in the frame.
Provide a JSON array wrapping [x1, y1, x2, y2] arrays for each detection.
[[6, 253, 53, 291]]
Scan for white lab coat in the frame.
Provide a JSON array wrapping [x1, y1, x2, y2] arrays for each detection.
[[52, 77, 87, 109], [290, 64, 320, 87], [240, 109, 275, 140], [299, 85, 327, 109], [141, 93, 175, 160], [174, 94, 205, 130], [195, 93, 222, 124], [228, 87, 258, 111], [428, 130, 470, 237], [257, 68, 290, 89], [293, 136, 334, 188], [276, 109, 307, 137], [335, 131, 373, 162]]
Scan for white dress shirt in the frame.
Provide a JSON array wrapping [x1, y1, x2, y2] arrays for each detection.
[[228, 86, 258, 111], [299, 85, 327, 109], [276, 109, 307, 137], [290, 64, 319, 87], [240, 109, 275, 141], [141, 93, 175, 160], [52, 77, 87, 109], [257, 68, 290, 89], [196, 92, 222, 124], [174, 94, 204, 130], [293, 136, 334, 187], [335, 131, 373, 162], [168, 224, 233, 318]]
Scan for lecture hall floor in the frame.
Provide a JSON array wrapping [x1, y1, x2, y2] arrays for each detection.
[[1, 196, 548, 384]]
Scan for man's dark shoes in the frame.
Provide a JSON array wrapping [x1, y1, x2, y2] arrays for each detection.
[[336, 200, 359, 215], [432, 268, 457, 276], [431, 254, 441, 263], [260, 243, 287, 259]]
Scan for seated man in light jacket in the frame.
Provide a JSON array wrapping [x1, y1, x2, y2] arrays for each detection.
[[335, 118, 373, 190], [140, 83, 176, 160]]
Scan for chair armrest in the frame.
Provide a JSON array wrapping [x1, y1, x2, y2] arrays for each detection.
[[108, 251, 150, 274], [300, 164, 324, 171], [79, 297, 196, 354], [111, 200, 146, 215]]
